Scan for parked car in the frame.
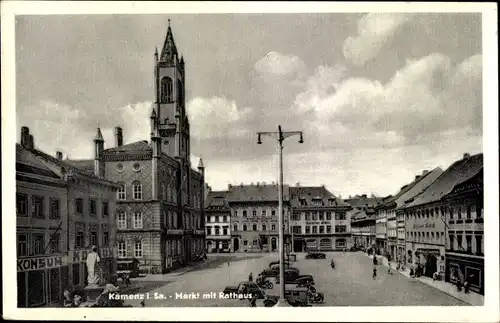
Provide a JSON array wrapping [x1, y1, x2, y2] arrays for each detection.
[[305, 252, 326, 259], [274, 271, 312, 284], [117, 258, 140, 278], [222, 281, 267, 300], [268, 260, 291, 268], [270, 264, 298, 272]]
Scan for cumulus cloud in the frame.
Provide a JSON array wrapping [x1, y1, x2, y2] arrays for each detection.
[[343, 13, 415, 66], [295, 53, 483, 149], [16, 101, 152, 159], [187, 96, 252, 140]]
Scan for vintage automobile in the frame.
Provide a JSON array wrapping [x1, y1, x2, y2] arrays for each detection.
[[270, 264, 298, 272], [268, 260, 291, 268], [283, 285, 310, 307], [222, 281, 267, 300], [117, 258, 140, 278], [305, 251, 327, 259]]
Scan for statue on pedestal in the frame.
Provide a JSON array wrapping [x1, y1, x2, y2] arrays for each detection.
[[86, 245, 101, 287]]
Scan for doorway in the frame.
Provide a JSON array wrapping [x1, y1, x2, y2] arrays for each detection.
[[425, 254, 438, 277], [293, 239, 303, 252], [271, 238, 277, 251], [233, 238, 239, 252]]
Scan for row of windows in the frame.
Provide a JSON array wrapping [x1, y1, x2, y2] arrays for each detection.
[[234, 209, 277, 217], [117, 211, 143, 230], [448, 233, 483, 255], [17, 232, 59, 257], [233, 223, 277, 232], [16, 193, 109, 218], [117, 241, 142, 258], [17, 193, 61, 219], [405, 203, 483, 221], [117, 181, 202, 208], [206, 215, 229, 223], [290, 211, 346, 221], [206, 226, 229, 236], [74, 223, 109, 249], [406, 231, 445, 244]]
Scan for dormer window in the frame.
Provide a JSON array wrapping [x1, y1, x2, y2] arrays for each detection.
[[300, 199, 307, 206], [312, 199, 322, 207], [329, 199, 336, 206]]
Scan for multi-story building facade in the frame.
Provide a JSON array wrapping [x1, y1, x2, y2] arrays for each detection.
[[375, 197, 391, 255], [67, 24, 206, 274], [229, 183, 290, 253], [350, 208, 376, 249], [17, 127, 119, 307], [402, 153, 481, 279], [289, 186, 352, 252], [377, 168, 443, 261], [442, 153, 483, 294], [347, 195, 381, 251], [205, 191, 231, 253]]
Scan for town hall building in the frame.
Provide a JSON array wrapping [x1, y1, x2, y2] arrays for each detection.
[[67, 22, 206, 274]]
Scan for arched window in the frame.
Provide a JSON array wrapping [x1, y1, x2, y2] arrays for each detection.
[[117, 182, 126, 201], [132, 181, 142, 200], [161, 77, 173, 103], [117, 210, 127, 229], [243, 224, 247, 231]]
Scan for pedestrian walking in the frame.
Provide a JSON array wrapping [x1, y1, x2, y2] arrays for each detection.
[[248, 272, 253, 282], [372, 266, 377, 280]]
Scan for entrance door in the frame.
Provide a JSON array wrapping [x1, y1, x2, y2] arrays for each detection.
[[271, 238, 277, 251], [233, 238, 239, 252], [293, 240, 302, 252], [425, 254, 437, 277]]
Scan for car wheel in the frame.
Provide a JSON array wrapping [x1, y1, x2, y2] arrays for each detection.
[[309, 286, 317, 294], [267, 282, 274, 289]]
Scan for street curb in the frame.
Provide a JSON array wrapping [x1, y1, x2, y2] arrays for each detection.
[[367, 254, 481, 306]]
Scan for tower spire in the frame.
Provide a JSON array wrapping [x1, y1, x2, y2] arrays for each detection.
[[160, 18, 178, 63]]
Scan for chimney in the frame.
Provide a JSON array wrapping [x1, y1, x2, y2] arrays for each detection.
[[262, 182, 266, 186], [56, 151, 63, 160], [463, 153, 471, 159], [296, 182, 300, 187], [362, 194, 367, 198], [228, 184, 232, 190], [114, 126, 123, 147], [26, 134, 35, 150], [415, 175, 421, 181], [256, 182, 260, 187], [422, 170, 429, 176], [20, 126, 30, 148]]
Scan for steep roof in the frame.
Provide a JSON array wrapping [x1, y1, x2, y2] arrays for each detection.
[[227, 184, 290, 202], [16, 144, 60, 179], [160, 21, 178, 63], [344, 195, 383, 208], [394, 167, 444, 209], [205, 191, 230, 209], [26, 145, 118, 186], [289, 186, 350, 207], [65, 159, 94, 175], [404, 153, 483, 208], [351, 208, 376, 221], [103, 141, 152, 154]]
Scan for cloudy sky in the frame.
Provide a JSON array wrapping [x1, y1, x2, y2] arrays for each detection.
[[15, 13, 483, 197]]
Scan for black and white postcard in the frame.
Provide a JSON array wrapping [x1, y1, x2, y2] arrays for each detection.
[[2, 1, 498, 322]]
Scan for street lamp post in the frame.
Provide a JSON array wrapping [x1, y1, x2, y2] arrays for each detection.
[[257, 125, 303, 303]]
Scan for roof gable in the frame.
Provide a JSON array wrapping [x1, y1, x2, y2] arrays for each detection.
[[405, 154, 483, 208], [289, 186, 349, 207], [16, 144, 61, 179], [227, 184, 289, 202]]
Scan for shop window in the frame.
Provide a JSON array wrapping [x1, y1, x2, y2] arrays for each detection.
[[28, 270, 45, 306], [17, 272, 26, 307], [17, 193, 28, 216], [49, 268, 61, 304], [335, 239, 346, 248]]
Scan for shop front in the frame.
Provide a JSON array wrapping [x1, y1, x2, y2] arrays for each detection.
[[17, 255, 69, 307], [445, 253, 484, 295]]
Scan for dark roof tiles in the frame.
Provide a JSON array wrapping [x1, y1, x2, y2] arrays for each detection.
[[289, 186, 350, 207]]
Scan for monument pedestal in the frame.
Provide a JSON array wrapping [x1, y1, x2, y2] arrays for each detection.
[[80, 285, 105, 307]]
